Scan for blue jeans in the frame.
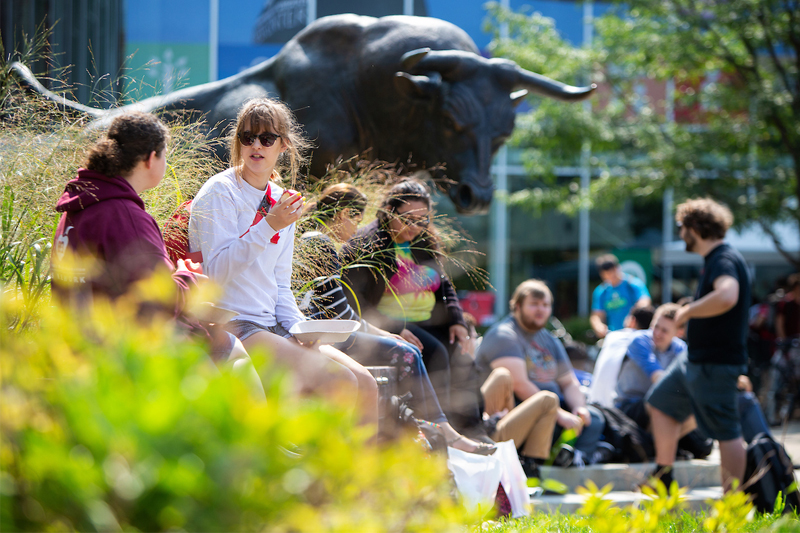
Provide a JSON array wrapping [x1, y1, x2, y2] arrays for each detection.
[[553, 402, 605, 456], [334, 331, 446, 423]]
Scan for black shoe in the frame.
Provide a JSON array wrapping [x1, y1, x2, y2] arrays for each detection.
[[677, 430, 713, 459], [638, 465, 675, 492], [590, 441, 616, 464], [520, 455, 541, 479], [551, 444, 575, 468]]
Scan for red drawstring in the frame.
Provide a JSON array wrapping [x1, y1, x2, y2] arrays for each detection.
[[240, 184, 281, 243]]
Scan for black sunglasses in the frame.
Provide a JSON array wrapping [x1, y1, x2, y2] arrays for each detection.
[[238, 131, 281, 147], [396, 212, 430, 228]]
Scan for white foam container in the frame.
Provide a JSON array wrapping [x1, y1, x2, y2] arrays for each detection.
[[289, 319, 360, 345]]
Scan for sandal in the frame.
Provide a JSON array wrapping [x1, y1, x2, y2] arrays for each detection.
[[447, 435, 497, 456]]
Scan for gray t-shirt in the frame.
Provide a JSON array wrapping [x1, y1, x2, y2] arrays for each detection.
[[476, 314, 573, 396]]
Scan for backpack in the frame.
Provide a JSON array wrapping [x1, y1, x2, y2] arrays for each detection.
[[163, 200, 203, 265], [590, 403, 654, 463], [162, 185, 285, 266], [743, 432, 800, 514]]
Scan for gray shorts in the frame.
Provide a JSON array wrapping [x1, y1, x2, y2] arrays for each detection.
[[225, 320, 293, 341], [645, 350, 746, 442]]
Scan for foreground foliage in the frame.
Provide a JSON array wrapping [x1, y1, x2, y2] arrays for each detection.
[[0, 286, 475, 532]]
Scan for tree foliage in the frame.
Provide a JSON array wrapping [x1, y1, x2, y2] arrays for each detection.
[[485, 0, 799, 267]]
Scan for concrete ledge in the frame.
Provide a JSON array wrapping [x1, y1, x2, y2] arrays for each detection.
[[530, 486, 723, 514], [537, 459, 721, 492]]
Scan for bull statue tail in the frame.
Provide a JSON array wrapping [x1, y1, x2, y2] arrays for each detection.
[[9, 62, 106, 118], [513, 66, 595, 102]]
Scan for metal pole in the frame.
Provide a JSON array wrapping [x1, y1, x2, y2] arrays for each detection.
[[404, 0, 414, 16], [489, 0, 511, 320], [578, 0, 593, 317], [662, 187, 674, 303], [491, 145, 509, 320], [307, 0, 316, 26], [661, 79, 676, 303], [209, 0, 219, 81]]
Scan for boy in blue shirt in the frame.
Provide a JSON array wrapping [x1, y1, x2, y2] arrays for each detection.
[[591, 254, 651, 339]]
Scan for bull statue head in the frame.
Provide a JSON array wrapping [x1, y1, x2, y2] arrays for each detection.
[[9, 14, 594, 215], [392, 47, 594, 214]]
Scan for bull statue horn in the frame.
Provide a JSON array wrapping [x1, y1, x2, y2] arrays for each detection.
[[513, 66, 595, 102], [400, 49, 482, 81]]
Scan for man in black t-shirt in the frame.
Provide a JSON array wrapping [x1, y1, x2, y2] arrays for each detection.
[[646, 198, 750, 494]]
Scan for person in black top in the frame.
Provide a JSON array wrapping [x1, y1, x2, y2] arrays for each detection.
[[646, 198, 750, 493]]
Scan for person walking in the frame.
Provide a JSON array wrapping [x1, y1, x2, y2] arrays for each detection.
[[645, 198, 750, 493]]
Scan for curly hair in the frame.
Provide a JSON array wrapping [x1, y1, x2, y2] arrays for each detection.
[[675, 198, 733, 240], [229, 97, 310, 186], [84, 112, 169, 177], [377, 177, 441, 251]]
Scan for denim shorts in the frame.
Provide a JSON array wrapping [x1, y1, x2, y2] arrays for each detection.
[[646, 351, 746, 441], [225, 320, 292, 341]]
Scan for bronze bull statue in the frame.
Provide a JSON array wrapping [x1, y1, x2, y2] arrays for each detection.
[[11, 14, 594, 214]]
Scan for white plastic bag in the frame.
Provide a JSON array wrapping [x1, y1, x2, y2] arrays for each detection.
[[494, 440, 531, 518], [446, 446, 502, 511], [446, 440, 531, 518]]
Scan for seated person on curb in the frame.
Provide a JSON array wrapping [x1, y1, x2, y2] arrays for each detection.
[[587, 304, 654, 408], [189, 98, 377, 431], [51, 111, 264, 399], [298, 183, 494, 454], [591, 254, 652, 340], [618, 303, 771, 447], [476, 279, 606, 466]]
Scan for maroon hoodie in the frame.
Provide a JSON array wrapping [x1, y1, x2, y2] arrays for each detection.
[[52, 169, 194, 307]]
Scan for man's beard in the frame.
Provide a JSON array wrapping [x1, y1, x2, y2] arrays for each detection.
[[683, 232, 696, 252], [518, 313, 547, 332]]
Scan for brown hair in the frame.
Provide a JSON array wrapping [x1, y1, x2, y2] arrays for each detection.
[[675, 198, 733, 240], [229, 97, 310, 185], [377, 177, 440, 250], [595, 253, 619, 271], [652, 303, 681, 325], [509, 279, 552, 312], [304, 183, 367, 226], [84, 112, 169, 177], [630, 304, 655, 330]]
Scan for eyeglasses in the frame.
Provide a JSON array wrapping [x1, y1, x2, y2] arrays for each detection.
[[395, 212, 430, 228], [238, 131, 281, 147], [598, 261, 617, 271], [347, 208, 364, 220]]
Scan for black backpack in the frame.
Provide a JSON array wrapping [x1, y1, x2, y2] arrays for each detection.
[[743, 432, 800, 514]]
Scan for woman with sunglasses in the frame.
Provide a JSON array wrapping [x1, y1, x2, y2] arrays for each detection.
[[298, 183, 495, 453], [340, 178, 488, 441], [188, 98, 378, 428]]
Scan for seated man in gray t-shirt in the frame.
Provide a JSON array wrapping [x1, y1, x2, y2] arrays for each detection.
[[476, 279, 605, 460]]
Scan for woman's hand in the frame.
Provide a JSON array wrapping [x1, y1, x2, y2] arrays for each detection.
[[266, 191, 304, 232], [400, 328, 424, 351], [556, 408, 584, 436], [449, 324, 474, 356]]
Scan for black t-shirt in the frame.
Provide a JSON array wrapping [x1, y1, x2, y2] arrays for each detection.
[[687, 243, 751, 365]]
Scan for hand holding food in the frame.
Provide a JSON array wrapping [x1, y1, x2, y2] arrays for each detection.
[[266, 189, 305, 231]]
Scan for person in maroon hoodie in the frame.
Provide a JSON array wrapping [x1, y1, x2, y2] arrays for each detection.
[[51, 112, 264, 397]]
